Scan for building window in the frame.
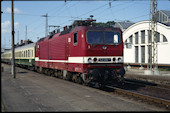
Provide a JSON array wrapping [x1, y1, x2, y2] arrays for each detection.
[[156, 32, 160, 42], [124, 39, 127, 48], [148, 45, 151, 63], [125, 35, 132, 49], [129, 35, 133, 44], [135, 32, 138, 44], [135, 46, 138, 63], [163, 35, 168, 42], [148, 30, 152, 43], [141, 46, 145, 63], [141, 30, 145, 44]]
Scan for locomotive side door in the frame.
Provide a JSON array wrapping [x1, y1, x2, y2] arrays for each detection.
[[66, 36, 71, 70]]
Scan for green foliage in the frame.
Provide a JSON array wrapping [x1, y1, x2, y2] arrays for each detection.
[[158, 68, 170, 71], [94, 21, 115, 27]]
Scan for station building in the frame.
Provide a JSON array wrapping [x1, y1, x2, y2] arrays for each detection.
[[115, 10, 170, 67]]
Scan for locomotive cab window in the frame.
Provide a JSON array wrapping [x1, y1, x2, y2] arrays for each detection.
[[105, 32, 120, 44], [73, 32, 78, 45], [87, 31, 121, 45]]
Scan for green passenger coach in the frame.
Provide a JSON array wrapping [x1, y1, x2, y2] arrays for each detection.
[[1, 43, 35, 69]]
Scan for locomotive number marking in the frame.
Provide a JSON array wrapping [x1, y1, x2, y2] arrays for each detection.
[[98, 58, 111, 62]]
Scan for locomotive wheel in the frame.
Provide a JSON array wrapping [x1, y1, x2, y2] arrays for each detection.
[[58, 71, 63, 79], [47, 70, 51, 76], [72, 75, 77, 83], [50, 70, 55, 77], [77, 76, 83, 84], [66, 72, 72, 81], [37, 67, 41, 73], [44, 69, 48, 75], [54, 71, 58, 78]]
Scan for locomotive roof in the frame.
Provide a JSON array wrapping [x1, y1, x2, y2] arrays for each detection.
[[36, 19, 122, 43]]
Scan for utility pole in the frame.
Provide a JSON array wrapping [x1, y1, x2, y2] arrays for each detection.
[[49, 25, 60, 34], [41, 13, 48, 37], [25, 25, 27, 41], [4, 36, 6, 49], [146, 0, 159, 75], [18, 30, 19, 44], [11, 0, 16, 78]]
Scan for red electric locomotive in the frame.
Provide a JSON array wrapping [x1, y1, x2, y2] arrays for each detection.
[[35, 19, 125, 87]]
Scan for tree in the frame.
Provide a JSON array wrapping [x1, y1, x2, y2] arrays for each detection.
[[94, 20, 115, 27]]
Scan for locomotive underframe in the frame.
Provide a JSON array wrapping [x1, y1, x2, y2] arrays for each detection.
[[85, 66, 125, 86], [35, 62, 125, 87]]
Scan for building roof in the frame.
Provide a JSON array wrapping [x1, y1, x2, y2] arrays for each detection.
[[161, 22, 170, 26], [160, 10, 170, 19], [118, 22, 134, 29], [114, 21, 134, 31]]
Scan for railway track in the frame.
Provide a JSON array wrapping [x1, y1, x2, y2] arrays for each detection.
[[122, 78, 170, 100], [105, 85, 170, 110], [124, 78, 170, 91]]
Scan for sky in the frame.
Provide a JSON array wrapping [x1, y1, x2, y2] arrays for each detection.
[[1, 0, 170, 49]]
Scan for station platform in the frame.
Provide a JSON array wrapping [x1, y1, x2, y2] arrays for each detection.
[[1, 63, 167, 111], [124, 66, 170, 84]]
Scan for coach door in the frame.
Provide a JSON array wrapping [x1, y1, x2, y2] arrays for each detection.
[[35, 43, 40, 66]]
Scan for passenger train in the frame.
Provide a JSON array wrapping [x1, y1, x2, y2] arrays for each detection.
[[1, 19, 125, 87]]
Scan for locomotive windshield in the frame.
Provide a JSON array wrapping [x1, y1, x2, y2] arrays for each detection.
[[87, 31, 121, 45]]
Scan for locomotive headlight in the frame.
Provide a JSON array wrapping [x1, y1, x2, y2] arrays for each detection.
[[113, 57, 116, 62], [93, 58, 98, 63], [88, 58, 92, 63], [118, 57, 123, 62]]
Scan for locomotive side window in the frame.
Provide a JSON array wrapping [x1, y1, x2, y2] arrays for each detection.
[[74, 32, 78, 45]]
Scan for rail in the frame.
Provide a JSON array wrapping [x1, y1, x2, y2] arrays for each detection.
[[105, 85, 170, 109]]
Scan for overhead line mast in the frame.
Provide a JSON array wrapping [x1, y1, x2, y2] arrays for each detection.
[[148, 0, 159, 74], [41, 13, 49, 37]]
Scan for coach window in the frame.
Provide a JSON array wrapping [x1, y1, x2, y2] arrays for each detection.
[[32, 50, 33, 57], [28, 50, 30, 57], [29, 50, 31, 57], [73, 32, 78, 45], [26, 50, 28, 57]]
